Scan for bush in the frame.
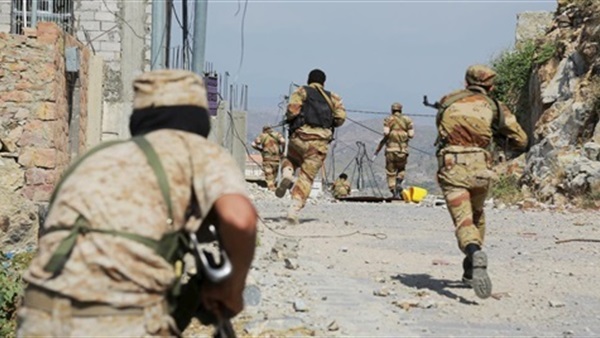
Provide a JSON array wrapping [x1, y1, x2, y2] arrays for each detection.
[[490, 174, 523, 205], [0, 251, 34, 338], [491, 40, 558, 120]]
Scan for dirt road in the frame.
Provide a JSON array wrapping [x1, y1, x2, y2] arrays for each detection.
[[188, 186, 600, 337]]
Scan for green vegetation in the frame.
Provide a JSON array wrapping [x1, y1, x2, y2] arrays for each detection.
[[0, 251, 34, 338], [490, 174, 523, 205], [491, 40, 558, 120]]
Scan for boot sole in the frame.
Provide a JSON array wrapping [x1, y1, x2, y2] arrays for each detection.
[[275, 177, 293, 198], [472, 251, 492, 299]]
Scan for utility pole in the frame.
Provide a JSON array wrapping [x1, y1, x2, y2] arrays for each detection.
[[192, 0, 208, 74], [151, 0, 167, 69]]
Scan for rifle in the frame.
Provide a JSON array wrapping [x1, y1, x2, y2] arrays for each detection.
[[172, 225, 237, 338], [422, 95, 441, 109]]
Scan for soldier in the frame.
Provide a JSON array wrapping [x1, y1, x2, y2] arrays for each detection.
[[331, 173, 351, 199], [17, 70, 258, 337], [275, 69, 346, 224], [375, 102, 414, 198], [436, 64, 527, 299], [251, 125, 285, 191]]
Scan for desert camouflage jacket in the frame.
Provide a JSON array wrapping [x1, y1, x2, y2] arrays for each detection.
[[24, 130, 248, 308], [251, 130, 285, 162], [383, 112, 414, 153], [436, 86, 528, 153]]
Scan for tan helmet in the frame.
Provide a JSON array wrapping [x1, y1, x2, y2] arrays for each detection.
[[262, 125, 272, 132], [465, 64, 497, 87], [391, 102, 403, 112]]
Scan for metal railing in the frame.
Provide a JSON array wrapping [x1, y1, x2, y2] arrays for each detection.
[[11, 0, 74, 34]]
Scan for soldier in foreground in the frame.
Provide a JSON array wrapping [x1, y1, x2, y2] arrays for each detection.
[[331, 173, 351, 199], [374, 102, 414, 198], [17, 70, 257, 336], [435, 65, 527, 299], [275, 69, 346, 224], [251, 125, 285, 191]]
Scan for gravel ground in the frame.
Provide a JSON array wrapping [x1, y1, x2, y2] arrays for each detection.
[[186, 184, 600, 337]]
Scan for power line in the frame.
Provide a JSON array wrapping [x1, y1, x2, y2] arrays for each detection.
[[346, 108, 435, 118]]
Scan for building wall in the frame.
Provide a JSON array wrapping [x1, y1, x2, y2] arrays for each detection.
[[73, 0, 152, 141], [0, 23, 91, 203], [0, 1, 153, 142]]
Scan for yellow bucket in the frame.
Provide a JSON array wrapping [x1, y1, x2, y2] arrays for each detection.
[[401, 186, 428, 203]]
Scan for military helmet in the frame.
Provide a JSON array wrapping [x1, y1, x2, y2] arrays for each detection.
[[465, 64, 497, 87], [391, 102, 403, 112], [262, 125, 272, 132]]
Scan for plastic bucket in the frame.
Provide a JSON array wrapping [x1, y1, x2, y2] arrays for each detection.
[[409, 186, 428, 203], [401, 186, 428, 203]]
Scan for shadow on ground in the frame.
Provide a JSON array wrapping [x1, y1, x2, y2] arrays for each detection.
[[262, 217, 319, 224], [392, 273, 478, 305]]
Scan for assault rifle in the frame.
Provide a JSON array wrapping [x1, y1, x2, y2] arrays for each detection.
[[373, 135, 387, 160], [422, 95, 441, 109]]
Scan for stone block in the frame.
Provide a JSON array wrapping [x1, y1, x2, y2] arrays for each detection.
[[18, 121, 55, 148], [76, 11, 96, 21], [36, 102, 57, 120], [3, 91, 34, 102], [25, 168, 55, 185], [18, 147, 57, 169], [37, 22, 61, 45]]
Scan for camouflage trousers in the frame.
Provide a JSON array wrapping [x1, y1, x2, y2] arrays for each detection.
[[262, 159, 280, 190], [281, 136, 329, 209], [17, 291, 175, 337], [437, 151, 492, 252], [385, 151, 408, 191]]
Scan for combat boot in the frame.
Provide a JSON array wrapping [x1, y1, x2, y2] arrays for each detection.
[[462, 256, 473, 286], [394, 178, 403, 199], [275, 167, 294, 198], [471, 250, 492, 299]]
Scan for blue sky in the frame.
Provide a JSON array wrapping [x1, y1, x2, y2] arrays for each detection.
[[203, 0, 556, 120]]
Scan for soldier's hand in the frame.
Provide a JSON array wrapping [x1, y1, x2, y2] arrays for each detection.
[[201, 278, 244, 320]]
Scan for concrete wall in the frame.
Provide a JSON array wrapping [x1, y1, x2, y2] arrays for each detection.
[[0, 1, 10, 33], [0, 23, 94, 203], [73, 0, 152, 141], [209, 102, 248, 173]]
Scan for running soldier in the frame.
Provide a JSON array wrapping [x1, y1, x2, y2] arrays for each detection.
[[251, 126, 285, 191], [436, 64, 527, 299], [276, 69, 346, 224], [375, 102, 414, 197]]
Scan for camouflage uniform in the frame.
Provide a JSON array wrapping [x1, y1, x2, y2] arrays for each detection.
[[279, 82, 346, 222], [383, 103, 414, 195], [251, 127, 285, 190], [18, 71, 249, 337], [436, 65, 527, 298], [331, 178, 351, 199]]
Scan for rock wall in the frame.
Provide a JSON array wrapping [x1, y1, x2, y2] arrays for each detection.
[[0, 22, 93, 251], [521, 1, 600, 205]]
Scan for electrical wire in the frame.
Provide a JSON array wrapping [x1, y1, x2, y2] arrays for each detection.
[[345, 116, 434, 156], [233, 0, 248, 83], [346, 108, 435, 118]]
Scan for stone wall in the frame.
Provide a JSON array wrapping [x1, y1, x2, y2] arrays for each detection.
[[0, 0, 153, 141], [0, 22, 90, 203]]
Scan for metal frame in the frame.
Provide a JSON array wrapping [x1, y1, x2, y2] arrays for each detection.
[[11, 0, 74, 34]]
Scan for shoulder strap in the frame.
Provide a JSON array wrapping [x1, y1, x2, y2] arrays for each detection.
[[313, 85, 335, 113], [132, 136, 174, 225]]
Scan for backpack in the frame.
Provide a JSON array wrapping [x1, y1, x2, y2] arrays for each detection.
[[289, 86, 335, 134]]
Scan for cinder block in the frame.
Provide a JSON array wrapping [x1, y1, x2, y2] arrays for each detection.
[[79, 20, 100, 31], [100, 41, 121, 52], [95, 11, 115, 22], [79, 0, 102, 12]]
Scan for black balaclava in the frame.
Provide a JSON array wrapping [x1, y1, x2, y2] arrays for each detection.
[[129, 105, 211, 137]]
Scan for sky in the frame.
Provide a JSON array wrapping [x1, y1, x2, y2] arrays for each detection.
[[202, 0, 556, 122]]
